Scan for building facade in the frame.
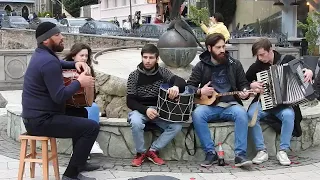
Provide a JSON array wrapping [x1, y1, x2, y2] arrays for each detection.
[[91, 0, 161, 27], [0, 0, 34, 19]]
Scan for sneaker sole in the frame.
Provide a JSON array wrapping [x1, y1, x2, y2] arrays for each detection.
[[252, 159, 268, 164], [276, 156, 291, 166], [200, 160, 218, 167], [147, 157, 165, 165], [235, 161, 252, 167], [132, 160, 144, 167]]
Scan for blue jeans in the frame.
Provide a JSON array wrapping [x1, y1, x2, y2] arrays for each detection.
[[192, 104, 249, 157], [248, 102, 295, 151], [85, 103, 100, 124], [128, 108, 182, 153]]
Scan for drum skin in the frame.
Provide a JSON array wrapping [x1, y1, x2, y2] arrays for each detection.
[[62, 69, 94, 108]]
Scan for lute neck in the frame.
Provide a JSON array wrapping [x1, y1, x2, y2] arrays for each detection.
[[217, 90, 253, 97]]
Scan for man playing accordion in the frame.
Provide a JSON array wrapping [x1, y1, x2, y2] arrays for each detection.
[[246, 38, 313, 166], [126, 44, 186, 167]]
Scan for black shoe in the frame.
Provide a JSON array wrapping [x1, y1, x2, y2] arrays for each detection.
[[77, 174, 96, 180], [235, 156, 252, 167], [78, 162, 100, 172], [62, 174, 96, 180], [200, 151, 218, 167]]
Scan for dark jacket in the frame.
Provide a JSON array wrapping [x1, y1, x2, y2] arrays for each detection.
[[126, 63, 186, 115], [313, 70, 320, 100], [245, 50, 303, 137], [187, 50, 250, 105], [22, 45, 79, 120]]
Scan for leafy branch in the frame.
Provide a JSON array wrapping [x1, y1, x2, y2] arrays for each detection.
[[188, 5, 210, 27], [298, 11, 320, 56]]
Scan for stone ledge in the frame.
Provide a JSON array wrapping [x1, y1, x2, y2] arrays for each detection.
[[6, 105, 320, 161], [99, 117, 235, 127]]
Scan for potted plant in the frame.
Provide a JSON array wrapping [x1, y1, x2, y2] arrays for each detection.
[[297, 11, 320, 75]]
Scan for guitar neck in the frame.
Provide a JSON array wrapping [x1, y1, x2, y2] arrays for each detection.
[[217, 90, 253, 97]]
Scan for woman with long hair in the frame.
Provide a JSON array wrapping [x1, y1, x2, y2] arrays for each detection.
[[64, 43, 103, 172]]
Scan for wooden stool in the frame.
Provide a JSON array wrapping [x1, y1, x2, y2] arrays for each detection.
[[18, 133, 60, 180]]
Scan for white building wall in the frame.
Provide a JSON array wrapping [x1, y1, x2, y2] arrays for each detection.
[[90, 4, 101, 20], [99, 0, 157, 27]]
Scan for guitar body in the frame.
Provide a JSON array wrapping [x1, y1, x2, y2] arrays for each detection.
[[194, 90, 219, 105]]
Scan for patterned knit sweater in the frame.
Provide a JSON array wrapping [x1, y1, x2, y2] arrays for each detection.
[[126, 63, 186, 115]]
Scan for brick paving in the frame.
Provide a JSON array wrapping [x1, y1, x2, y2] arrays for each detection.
[[1, 115, 320, 174]]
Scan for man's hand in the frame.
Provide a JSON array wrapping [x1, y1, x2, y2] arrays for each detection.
[[167, 86, 179, 99], [77, 70, 94, 87], [146, 108, 159, 120], [238, 89, 250, 99], [200, 81, 215, 96], [75, 62, 91, 75], [304, 68, 313, 83], [250, 81, 264, 93]]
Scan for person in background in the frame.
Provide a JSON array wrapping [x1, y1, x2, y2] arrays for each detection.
[[200, 13, 230, 42], [154, 14, 163, 24], [64, 43, 104, 163], [114, 17, 120, 27]]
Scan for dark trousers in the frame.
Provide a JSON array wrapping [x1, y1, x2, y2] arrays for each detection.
[[23, 107, 100, 168]]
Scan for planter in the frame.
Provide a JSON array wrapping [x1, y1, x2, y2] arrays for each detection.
[[301, 55, 319, 75]]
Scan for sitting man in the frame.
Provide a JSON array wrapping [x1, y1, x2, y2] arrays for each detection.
[[246, 38, 313, 166], [187, 33, 252, 167], [22, 22, 99, 180], [126, 44, 186, 167]]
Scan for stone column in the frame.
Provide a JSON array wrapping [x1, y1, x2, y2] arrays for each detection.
[[281, 0, 298, 38]]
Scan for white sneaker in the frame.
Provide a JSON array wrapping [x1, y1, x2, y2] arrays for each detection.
[[277, 151, 291, 166], [252, 150, 269, 164]]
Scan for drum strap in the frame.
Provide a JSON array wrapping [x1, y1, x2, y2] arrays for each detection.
[[185, 122, 197, 156], [248, 94, 261, 127]]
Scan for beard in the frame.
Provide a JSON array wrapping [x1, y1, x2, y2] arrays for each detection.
[[211, 51, 226, 64], [52, 42, 64, 52], [49, 39, 64, 52]]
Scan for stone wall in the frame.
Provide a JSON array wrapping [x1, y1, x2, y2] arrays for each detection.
[[94, 71, 130, 118], [0, 28, 157, 50], [0, 49, 103, 90], [7, 107, 320, 161]]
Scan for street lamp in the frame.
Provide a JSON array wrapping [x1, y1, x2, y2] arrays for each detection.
[[129, 0, 133, 29]]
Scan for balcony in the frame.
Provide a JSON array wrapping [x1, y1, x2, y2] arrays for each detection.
[[0, 0, 35, 3]]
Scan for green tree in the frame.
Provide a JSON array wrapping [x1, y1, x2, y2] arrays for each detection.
[[64, 0, 98, 17], [189, 5, 210, 27], [298, 11, 320, 55]]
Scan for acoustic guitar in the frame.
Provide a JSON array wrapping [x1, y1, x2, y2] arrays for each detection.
[[194, 89, 255, 105]]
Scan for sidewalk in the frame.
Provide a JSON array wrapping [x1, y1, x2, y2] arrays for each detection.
[[0, 151, 320, 180]]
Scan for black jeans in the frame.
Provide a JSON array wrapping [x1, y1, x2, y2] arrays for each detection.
[[23, 107, 100, 168]]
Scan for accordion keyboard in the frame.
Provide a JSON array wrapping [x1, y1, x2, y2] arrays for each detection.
[[256, 70, 275, 110]]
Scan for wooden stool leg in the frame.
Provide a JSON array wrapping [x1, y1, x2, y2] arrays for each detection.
[[30, 140, 36, 178], [18, 139, 28, 180], [50, 138, 60, 180], [42, 140, 49, 180]]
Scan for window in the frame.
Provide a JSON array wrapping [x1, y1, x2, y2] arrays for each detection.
[[114, 0, 117, 7], [122, 0, 126, 6]]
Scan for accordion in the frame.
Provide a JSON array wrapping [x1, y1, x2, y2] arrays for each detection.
[[256, 58, 316, 110]]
